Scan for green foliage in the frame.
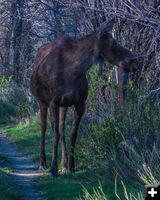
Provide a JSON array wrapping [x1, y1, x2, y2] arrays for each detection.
[[0, 76, 12, 91], [77, 67, 160, 187], [0, 100, 16, 116], [79, 185, 108, 200], [0, 76, 14, 123], [16, 102, 30, 119], [0, 100, 16, 124], [0, 83, 32, 123], [76, 116, 124, 169], [87, 65, 106, 98], [77, 90, 160, 178], [2, 65, 160, 200]]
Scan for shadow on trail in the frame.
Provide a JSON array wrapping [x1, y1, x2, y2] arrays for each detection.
[[0, 133, 46, 200]]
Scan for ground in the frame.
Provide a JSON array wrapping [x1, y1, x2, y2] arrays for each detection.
[[0, 120, 144, 200], [0, 133, 45, 200]]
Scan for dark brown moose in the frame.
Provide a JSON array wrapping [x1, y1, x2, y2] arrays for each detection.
[[31, 19, 138, 176]]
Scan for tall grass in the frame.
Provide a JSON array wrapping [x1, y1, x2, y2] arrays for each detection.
[[79, 185, 108, 200], [79, 182, 144, 200]]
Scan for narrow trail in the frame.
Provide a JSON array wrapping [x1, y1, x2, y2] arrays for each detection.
[[0, 133, 46, 200]]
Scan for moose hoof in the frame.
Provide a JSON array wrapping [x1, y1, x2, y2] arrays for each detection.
[[68, 165, 75, 173], [50, 171, 58, 178], [39, 163, 47, 170], [50, 168, 58, 177], [61, 168, 70, 174], [39, 158, 47, 169]]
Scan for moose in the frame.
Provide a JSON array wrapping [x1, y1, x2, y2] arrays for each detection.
[[31, 19, 138, 176]]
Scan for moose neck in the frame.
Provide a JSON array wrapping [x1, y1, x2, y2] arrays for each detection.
[[75, 33, 99, 74]]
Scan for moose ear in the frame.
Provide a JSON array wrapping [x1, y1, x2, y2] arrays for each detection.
[[97, 18, 115, 38]]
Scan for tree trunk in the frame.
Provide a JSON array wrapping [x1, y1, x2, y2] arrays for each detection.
[[10, 0, 25, 85]]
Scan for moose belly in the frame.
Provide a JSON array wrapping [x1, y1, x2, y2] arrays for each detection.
[[58, 91, 80, 107]]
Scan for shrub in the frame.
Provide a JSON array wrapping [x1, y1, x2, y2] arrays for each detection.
[[0, 77, 32, 123], [0, 76, 12, 91], [0, 99, 16, 123], [76, 66, 160, 186], [16, 102, 30, 119]]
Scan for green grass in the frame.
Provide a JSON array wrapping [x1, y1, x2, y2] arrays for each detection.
[[0, 155, 22, 200], [2, 118, 53, 165], [35, 173, 144, 200], [1, 118, 144, 200]]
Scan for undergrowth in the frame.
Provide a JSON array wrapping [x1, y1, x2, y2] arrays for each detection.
[[1, 68, 160, 199]]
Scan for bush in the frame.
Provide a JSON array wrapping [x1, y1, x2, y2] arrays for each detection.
[[0, 76, 12, 91], [0, 77, 32, 123], [76, 66, 160, 186], [16, 102, 30, 119], [0, 99, 16, 123]]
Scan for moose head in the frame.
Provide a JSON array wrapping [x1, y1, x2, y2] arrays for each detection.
[[97, 19, 139, 73]]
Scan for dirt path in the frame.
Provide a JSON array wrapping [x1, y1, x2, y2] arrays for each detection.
[[0, 133, 46, 200]]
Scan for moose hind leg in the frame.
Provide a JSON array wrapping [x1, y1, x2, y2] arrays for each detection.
[[50, 103, 60, 176], [39, 102, 48, 169], [59, 107, 68, 173], [69, 102, 85, 172]]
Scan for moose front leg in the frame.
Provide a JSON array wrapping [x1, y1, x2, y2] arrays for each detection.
[[39, 102, 48, 169], [69, 102, 85, 172], [50, 103, 60, 176]]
